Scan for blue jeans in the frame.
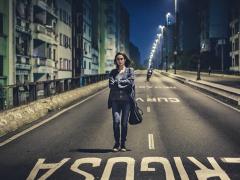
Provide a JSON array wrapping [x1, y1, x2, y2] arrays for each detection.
[[111, 100, 131, 144]]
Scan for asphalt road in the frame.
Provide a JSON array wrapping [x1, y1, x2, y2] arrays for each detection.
[[0, 70, 240, 180]]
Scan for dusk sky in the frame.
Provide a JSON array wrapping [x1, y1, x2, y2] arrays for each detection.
[[121, 0, 174, 63]]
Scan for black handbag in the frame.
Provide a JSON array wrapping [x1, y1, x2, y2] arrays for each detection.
[[129, 101, 143, 125], [128, 84, 143, 125]]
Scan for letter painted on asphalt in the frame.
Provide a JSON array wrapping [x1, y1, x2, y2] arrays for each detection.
[[157, 98, 169, 102], [140, 157, 175, 180], [101, 157, 135, 180], [222, 158, 240, 164], [70, 158, 101, 180], [147, 98, 157, 102], [136, 98, 144, 102], [168, 98, 180, 103], [188, 157, 230, 180], [174, 157, 189, 180], [27, 158, 70, 180]]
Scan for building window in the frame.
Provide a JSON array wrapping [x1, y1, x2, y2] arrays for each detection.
[[84, 61, 86, 69], [84, 42, 87, 52], [89, 62, 91, 69], [0, 13, 3, 35], [59, 9, 62, 21], [84, 23, 86, 33], [24, 75, 28, 82], [53, 49, 56, 61], [48, 47, 51, 59], [59, 58, 62, 69], [77, 34, 81, 48], [69, 38, 71, 49], [235, 22, 239, 34], [235, 55, 239, 66], [16, 75, 20, 84], [235, 38, 239, 51], [0, 56, 3, 76], [60, 33, 62, 46]]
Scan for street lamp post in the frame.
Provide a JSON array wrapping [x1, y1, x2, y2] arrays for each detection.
[[174, 51, 177, 74], [197, 55, 201, 80], [174, 0, 178, 74], [165, 13, 171, 72], [197, 45, 204, 80]]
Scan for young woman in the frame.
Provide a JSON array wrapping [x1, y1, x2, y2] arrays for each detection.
[[108, 52, 135, 152]]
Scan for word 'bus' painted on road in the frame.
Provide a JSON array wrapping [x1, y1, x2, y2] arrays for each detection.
[[136, 97, 180, 103], [27, 157, 240, 180]]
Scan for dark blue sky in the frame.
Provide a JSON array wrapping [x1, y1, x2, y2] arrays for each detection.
[[121, 0, 174, 63]]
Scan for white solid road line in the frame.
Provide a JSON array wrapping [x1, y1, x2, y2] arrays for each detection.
[[147, 106, 151, 113], [148, 134, 155, 150], [0, 88, 108, 147]]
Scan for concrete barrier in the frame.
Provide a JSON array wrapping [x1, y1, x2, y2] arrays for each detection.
[[0, 80, 108, 137]]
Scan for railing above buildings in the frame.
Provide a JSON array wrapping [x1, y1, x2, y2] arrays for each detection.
[[0, 74, 109, 111]]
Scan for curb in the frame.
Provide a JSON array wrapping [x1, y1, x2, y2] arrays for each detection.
[[0, 80, 108, 137]]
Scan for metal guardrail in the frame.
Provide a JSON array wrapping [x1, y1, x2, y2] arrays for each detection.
[[0, 74, 108, 111]]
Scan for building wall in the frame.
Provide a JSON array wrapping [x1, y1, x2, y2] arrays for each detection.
[[119, 5, 130, 57], [15, 0, 33, 84], [56, 0, 72, 79], [200, 0, 231, 70], [91, 0, 100, 75], [99, 0, 123, 73], [178, 0, 200, 53], [0, 0, 10, 86], [72, 0, 83, 77], [82, 0, 92, 75], [31, 0, 58, 81]]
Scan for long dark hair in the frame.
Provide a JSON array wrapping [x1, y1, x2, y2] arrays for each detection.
[[114, 52, 131, 69]]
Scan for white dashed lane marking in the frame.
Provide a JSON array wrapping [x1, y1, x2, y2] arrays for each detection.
[[148, 134, 155, 150]]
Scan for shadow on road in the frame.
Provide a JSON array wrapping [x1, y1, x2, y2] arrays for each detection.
[[70, 149, 114, 153], [70, 148, 132, 153]]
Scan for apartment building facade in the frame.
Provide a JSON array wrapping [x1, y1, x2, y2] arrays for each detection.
[[229, 0, 240, 73], [56, 0, 72, 79]]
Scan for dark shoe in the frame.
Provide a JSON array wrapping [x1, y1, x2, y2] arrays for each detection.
[[112, 143, 120, 152], [120, 144, 127, 152]]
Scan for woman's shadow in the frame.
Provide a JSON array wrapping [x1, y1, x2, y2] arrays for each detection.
[[70, 148, 131, 153]]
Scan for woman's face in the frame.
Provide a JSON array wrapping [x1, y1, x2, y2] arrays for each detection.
[[116, 55, 126, 67]]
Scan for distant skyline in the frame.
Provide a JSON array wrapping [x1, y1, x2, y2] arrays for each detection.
[[121, 0, 174, 63]]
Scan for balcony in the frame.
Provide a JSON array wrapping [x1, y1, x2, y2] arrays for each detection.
[[35, 57, 55, 67], [16, 18, 31, 34], [32, 23, 57, 44], [16, 64, 31, 70], [33, 57, 55, 74], [230, 66, 240, 72], [33, 0, 57, 17], [230, 33, 240, 41]]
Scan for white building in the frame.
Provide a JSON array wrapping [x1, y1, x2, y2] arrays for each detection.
[[56, 0, 72, 79]]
